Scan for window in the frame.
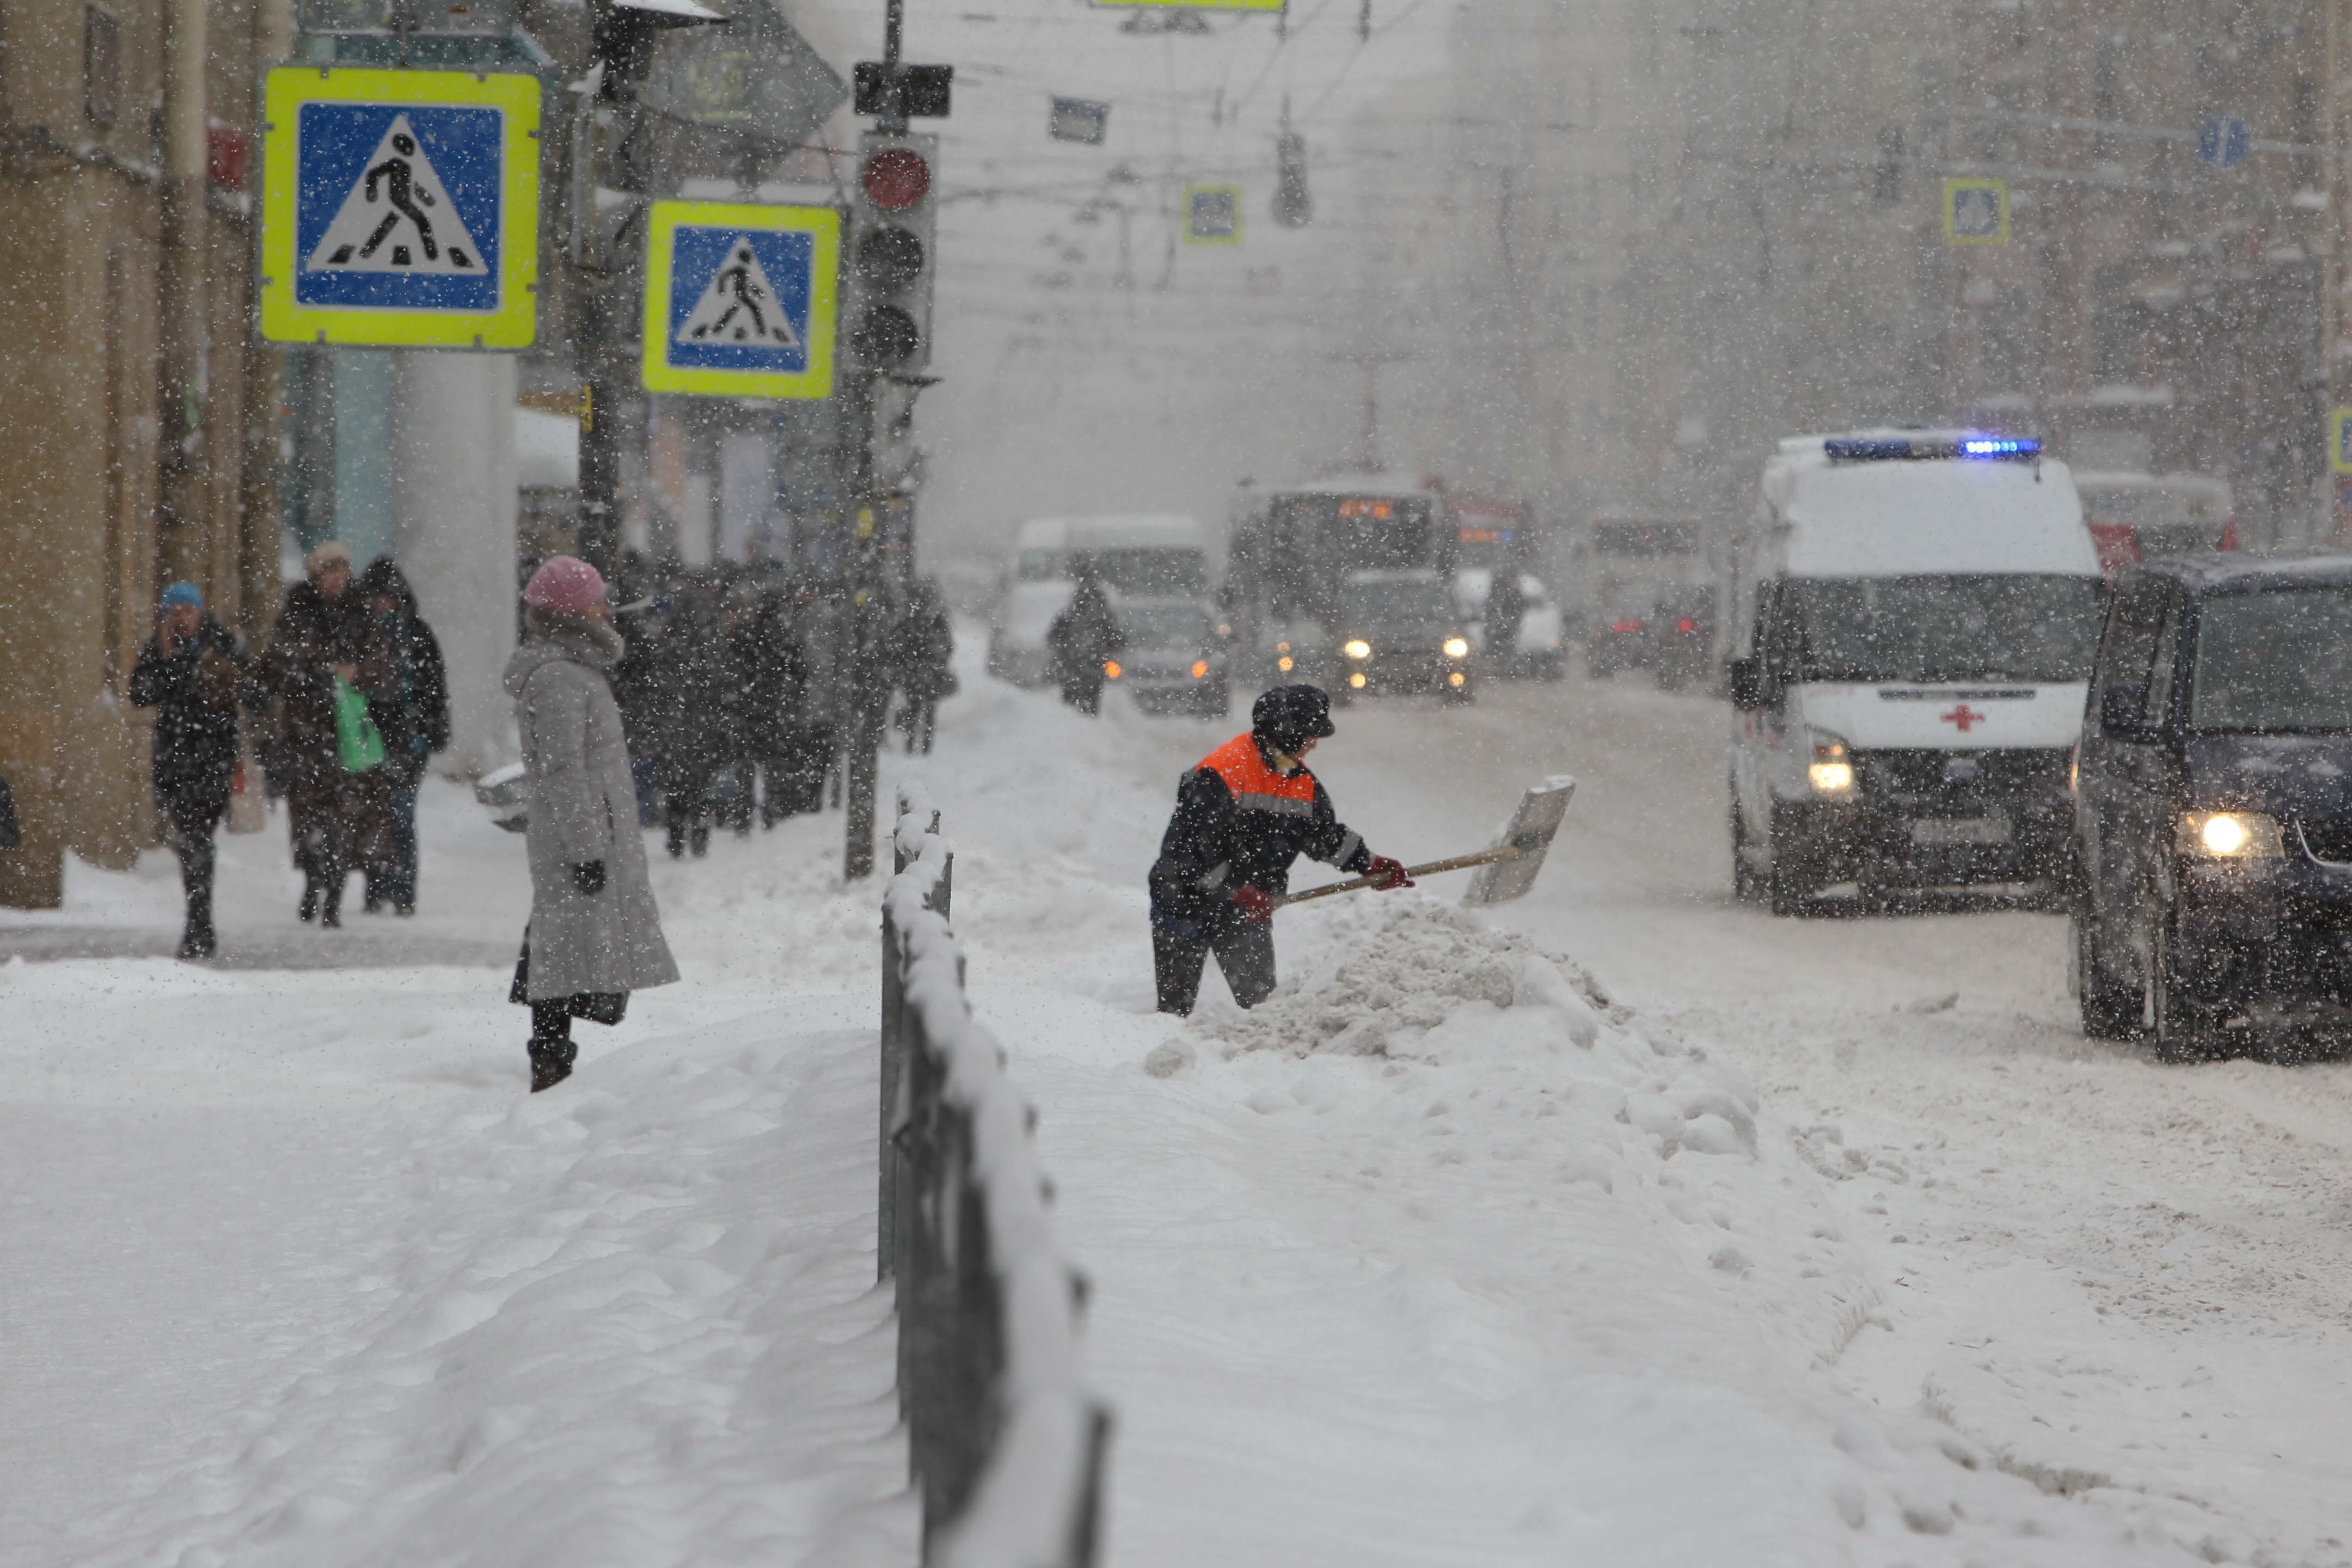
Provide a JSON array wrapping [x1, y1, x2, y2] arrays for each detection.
[[1784, 575, 2106, 684], [2189, 590, 2352, 734]]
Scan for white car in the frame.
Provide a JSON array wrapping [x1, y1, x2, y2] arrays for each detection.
[[1453, 568, 1568, 679]]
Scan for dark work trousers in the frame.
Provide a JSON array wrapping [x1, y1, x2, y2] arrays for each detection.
[[1153, 921, 1277, 1015], [1061, 675, 1105, 716], [167, 807, 220, 953]]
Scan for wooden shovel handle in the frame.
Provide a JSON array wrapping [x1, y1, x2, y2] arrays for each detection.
[[1274, 845, 1521, 908]]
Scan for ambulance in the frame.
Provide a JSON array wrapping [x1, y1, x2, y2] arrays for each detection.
[[1726, 430, 2103, 912]]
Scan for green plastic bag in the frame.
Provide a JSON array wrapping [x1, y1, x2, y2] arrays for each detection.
[[333, 675, 386, 773]]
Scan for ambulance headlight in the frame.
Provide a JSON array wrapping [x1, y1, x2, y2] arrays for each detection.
[[1344, 640, 1373, 660], [1443, 637, 1471, 659], [2179, 810, 2282, 858], [1808, 733, 1857, 797]]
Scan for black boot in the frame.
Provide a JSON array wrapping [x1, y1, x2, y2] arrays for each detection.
[[298, 881, 317, 923], [690, 822, 710, 857], [666, 816, 685, 859], [528, 1001, 575, 1092]]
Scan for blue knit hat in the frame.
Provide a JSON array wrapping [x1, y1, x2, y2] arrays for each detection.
[[160, 581, 203, 611]]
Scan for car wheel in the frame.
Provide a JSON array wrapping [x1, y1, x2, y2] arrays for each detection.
[[2072, 906, 2137, 1039], [2145, 909, 2216, 1062], [1766, 803, 1817, 917]]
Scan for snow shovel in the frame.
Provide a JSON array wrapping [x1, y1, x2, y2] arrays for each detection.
[[1276, 775, 1576, 909]]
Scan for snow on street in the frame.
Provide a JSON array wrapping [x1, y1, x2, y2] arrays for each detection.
[[8, 640, 2352, 1565]]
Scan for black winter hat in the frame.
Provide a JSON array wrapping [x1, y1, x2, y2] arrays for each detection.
[[1252, 684, 1336, 752]]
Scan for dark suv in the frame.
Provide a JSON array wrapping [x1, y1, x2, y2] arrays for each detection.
[[2073, 552, 2352, 1057]]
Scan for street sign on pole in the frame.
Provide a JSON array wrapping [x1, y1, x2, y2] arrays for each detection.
[[1049, 96, 1111, 144], [1183, 183, 1243, 246], [2197, 115, 2251, 168], [258, 67, 541, 348], [640, 201, 841, 399], [1943, 176, 2008, 246], [2329, 407, 2352, 474]]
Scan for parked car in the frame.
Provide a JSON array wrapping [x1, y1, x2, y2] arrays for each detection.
[[2072, 550, 2352, 1059], [1108, 597, 1230, 718], [1453, 567, 1569, 679], [1333, 569, 1475, 705]]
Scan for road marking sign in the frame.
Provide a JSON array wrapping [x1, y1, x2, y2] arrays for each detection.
[[307, 113, 486, 275], [642, 201, 840, 399], [1944, 177, 2008, 245], [1183, 183, 1242, 246], [259, 68, 540, 348]]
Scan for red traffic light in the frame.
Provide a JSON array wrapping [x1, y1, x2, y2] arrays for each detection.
[[862, 148, 931, 211]]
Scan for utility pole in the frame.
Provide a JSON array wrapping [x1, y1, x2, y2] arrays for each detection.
[[156, 0, 211, 590]]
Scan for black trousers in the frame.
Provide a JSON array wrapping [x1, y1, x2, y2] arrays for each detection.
[[1154, 921, 1276, 1015], [166, 807, 220, 940]]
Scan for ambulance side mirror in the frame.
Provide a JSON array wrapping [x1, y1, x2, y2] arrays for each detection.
[[1728, 657, 1772, 712]]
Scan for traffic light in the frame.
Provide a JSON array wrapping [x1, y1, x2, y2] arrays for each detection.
[[850, 130, 938, 373]]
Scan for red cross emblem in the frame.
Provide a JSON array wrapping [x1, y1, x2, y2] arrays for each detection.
[[1941, 705, 1986, 733]]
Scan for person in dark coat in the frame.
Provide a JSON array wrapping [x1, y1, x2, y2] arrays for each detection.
[[1048, 572, 1125, 717], [260, 541, 399, 928], [505, 556, 681, 1092], [752, 580, 835, 822], [1147, 684, 1413, 1015], [647, 586, 733, 858], [355, 558, 450, 916], [1483, 569, 1528, 676], [128, 581, 252, 959], [890, 577, 957, 754]]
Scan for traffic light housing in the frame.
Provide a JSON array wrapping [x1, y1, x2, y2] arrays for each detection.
[[850, 130, 938, 373]]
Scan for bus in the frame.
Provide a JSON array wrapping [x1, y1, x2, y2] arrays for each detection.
[[1223, 474, 1455, 687]]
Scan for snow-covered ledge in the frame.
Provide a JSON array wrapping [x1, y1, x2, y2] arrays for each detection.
[[883, 783, 1112, 1568]]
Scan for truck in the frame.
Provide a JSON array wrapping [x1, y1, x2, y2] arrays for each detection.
[[1726, 430, 2106, 914]]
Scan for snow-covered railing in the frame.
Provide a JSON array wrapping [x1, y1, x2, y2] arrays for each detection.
[[880, 782, 1112, 1568]]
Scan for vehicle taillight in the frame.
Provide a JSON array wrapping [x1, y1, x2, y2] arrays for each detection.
[[2219, 517, 2239, 551], [1676, 618, 1695, 634], [1104, 661, 1122, 679], [1191, 660, 1209, 678], [1609, 620, 1644, 634]]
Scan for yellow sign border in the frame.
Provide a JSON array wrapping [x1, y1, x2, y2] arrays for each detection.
[[641, 201, 841, 400], [1943, 176, 2009, 246], [2329, 407, 2352, 475], [1094, 0, 1284, 10], [1182, 183, 1245, 247], [258, 66, 541, 349]]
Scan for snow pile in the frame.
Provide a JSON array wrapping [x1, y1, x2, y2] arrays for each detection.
[[93, 1012, 912, 1568]]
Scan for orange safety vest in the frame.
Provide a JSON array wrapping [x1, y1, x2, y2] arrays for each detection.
[[1197, 733, 1316, 820]]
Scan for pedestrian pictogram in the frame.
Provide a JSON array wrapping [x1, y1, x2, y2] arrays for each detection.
[[1943, 177, 2008, 246], [258, 67, 541, 349], [306, 114, 485, 276], [674, 238, 803, 348], [642, 201, 841, 399], [1942, 705, 1986, 733]]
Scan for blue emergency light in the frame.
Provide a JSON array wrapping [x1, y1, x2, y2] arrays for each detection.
[[1823, 432, 2040, 463]]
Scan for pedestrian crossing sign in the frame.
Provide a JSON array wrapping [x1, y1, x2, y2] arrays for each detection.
[[258, 67, 541, 349], [641, 201, 841, 400], [1943, 176, 2008, 246]]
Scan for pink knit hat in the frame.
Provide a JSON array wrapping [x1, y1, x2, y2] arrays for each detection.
[[523, 555, 606, 616]]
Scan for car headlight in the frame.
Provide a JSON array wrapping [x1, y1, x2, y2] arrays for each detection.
[[1807, 733, 1855, 797], [2178, 810, 2283, 858], [1344, 640, 1373, 660], [1443, 637, 1471, 659]]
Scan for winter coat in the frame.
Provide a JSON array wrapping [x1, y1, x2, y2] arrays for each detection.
[[128, 616, 250, 824], [644, 603, 739, 788], [1048, 581, 1125, 683], [358, 561, 452, 788], [261, 580, 399, 868], [1148, 731, 1374, 945], [505, 617, 680, 1000], [891, 602, 957, 703]]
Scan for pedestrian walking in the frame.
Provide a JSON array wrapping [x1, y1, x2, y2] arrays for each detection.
[[890, 577, 957, 754], [356, 558, 450, 916], [128, 581, 251, 959], [260, 542, 398, 928], [1147, 684, 1413, 1015], [504, 556, 679, 1092], [648, 585, 732, 857], [1048, 571, 1125, 717]]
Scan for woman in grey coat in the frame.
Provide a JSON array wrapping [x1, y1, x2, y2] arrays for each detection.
[[504, 556, 680, 1091]]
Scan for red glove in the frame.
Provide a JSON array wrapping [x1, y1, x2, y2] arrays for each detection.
[[1233, 885, 1276, 926], [1367, 855, 1415, 891]]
